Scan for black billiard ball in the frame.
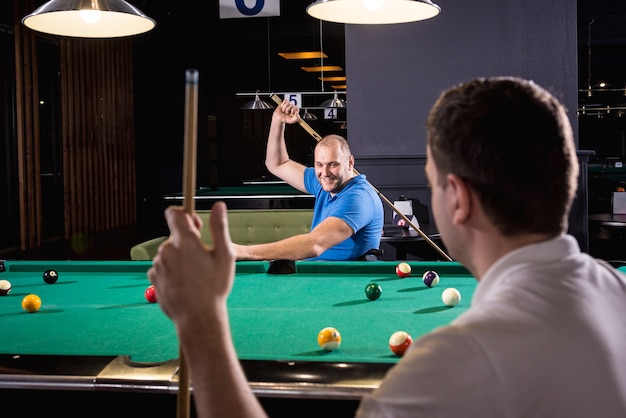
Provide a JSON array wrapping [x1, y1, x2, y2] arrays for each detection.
[[365, 282, 382, 300], [43, 269, 58, 284]]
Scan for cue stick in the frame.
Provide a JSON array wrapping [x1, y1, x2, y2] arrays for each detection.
[[178, 68, 199, 418], [268, 93, 452, 261]]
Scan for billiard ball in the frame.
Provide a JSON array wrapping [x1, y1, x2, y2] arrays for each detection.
[[395, 262, 411, 278], [145, 285, 157, 303], [0, 279, 11, 296], [422, 270, 440, 287], [389, 330, 413, 356], [22, 294, 42, 313], [365, 282, 382, 300], [317, 327, 342, 351], [442, 287, 461, 307], [43, 269, 58, 284]]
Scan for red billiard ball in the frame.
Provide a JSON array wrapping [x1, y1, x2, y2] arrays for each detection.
[[145, 285, 157, 303], [0, 279, 12, 296], [395, 262, 411, 278], [389, 330, 413, 356], [43, 269, 58, 284]]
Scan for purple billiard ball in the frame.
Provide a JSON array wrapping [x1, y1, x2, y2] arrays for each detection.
[[422, 270, 440, 287]]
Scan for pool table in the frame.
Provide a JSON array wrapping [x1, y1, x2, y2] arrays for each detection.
[[0, 259, 475, 416], [163, 183, 314, 210]]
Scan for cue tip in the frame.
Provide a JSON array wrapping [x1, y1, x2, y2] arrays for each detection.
[[185, 69, 199, 84]]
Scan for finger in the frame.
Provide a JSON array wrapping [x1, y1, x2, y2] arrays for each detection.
[[164, 206, 198, 244], [208, 201, 233, 259]]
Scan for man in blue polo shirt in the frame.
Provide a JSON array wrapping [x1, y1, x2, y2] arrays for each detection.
[[233, 99, 383, 261]]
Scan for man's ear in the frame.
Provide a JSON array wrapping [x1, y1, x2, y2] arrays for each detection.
[[447, 173, 472, 225]]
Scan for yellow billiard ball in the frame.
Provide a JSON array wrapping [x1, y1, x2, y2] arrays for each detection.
[[317, 327, 342, 351], [22, 294, 42, 313]]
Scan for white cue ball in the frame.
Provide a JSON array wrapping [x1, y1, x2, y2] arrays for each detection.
[[441, 287, 461, 307]]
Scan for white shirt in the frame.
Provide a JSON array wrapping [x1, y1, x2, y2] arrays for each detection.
[[356, 235, 626, 418]]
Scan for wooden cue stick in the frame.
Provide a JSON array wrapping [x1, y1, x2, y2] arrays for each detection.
[[269, 93, 452, 261], [178, 68, 199, 418]]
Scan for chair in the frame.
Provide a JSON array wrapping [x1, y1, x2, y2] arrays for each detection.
[[359, 248, 384, 261]]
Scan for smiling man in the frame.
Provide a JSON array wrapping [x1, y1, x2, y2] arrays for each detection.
[[233, 99, 384, 261]]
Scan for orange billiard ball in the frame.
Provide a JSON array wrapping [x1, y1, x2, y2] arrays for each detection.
[[22, 294, 42, 313], [317, 327, 342, 351], [145, 285, 157, 303]]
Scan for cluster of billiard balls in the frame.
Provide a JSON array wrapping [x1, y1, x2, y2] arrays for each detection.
[[321, 263, 463, 357], [317, 326, 414, 356], [0, 269, 59, 313], [0, 269, 159, 312], [364, 262, 462, 307]]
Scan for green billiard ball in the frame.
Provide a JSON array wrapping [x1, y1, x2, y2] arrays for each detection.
[[365, 282, 382, 300]]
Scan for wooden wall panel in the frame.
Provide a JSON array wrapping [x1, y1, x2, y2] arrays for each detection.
[[13, 0, 137, 250], [59, 38, 137, 239]]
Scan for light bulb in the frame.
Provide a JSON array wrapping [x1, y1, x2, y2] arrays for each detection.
[[363, 0, 385, 12], [80, 9, 102, 24]]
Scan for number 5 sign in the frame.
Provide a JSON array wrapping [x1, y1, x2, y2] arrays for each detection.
[[284, 93, 303, 108]]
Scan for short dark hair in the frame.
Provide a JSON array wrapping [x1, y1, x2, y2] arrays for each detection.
[[426, 77, 578, 236]]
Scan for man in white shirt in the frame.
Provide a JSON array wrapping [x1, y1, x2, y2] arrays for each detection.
[[148, 77, 626, 418]]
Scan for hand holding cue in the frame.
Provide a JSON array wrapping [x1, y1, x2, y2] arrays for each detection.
[[178, 68, 199, 418], [269, 93, 452, 261]]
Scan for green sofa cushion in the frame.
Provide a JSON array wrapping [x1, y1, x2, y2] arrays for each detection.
[[130, 209, 314, 261]]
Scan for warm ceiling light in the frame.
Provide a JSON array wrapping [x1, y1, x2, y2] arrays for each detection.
[[278, 51, 328, 60], [22, 0, 156, 38], [319, 76, 346, 82], [301, 65, 344, 73], [331, 84, 347, 90], [307, 0, 440, 25]]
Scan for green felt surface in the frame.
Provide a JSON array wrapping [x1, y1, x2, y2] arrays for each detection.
[[0, 260, 475, 364]]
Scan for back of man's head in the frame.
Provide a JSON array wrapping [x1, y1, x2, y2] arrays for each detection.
[[426, 76, 578, 236]]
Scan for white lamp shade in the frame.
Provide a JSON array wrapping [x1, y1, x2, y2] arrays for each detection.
[[307, 0, 440, 25], [22, 0, 156, 38]]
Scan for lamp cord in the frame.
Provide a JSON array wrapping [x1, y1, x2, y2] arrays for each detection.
[[587, 19, 595, 96], [320, 19, 324, 92]]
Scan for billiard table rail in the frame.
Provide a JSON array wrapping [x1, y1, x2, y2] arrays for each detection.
[[0, 354, 392, 400]]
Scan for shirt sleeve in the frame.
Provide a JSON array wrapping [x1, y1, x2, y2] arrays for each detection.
[[355, 327, 505, 418]]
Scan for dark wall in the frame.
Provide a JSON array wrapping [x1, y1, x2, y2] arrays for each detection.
[[343, 0, 586, 249]]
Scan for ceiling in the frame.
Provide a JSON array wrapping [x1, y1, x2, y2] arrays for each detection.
[[578, 0, 626, 90]]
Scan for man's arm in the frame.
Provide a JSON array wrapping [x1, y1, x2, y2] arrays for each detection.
[[234, 216, 354, 260], [148, 203, 268, 418], [265, 100, 306, 192]]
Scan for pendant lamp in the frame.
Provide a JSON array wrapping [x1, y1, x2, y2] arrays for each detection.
[[22, 0, 156, 38], [307, 0, 440, 25]]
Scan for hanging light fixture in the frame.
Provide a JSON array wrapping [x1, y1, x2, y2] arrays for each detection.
[[241, 91, 274, 110], [22, 0, 155, 38], [307, 0, 440, 25], [301, 108, 318, 120], [320, 91, 346, 108]]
